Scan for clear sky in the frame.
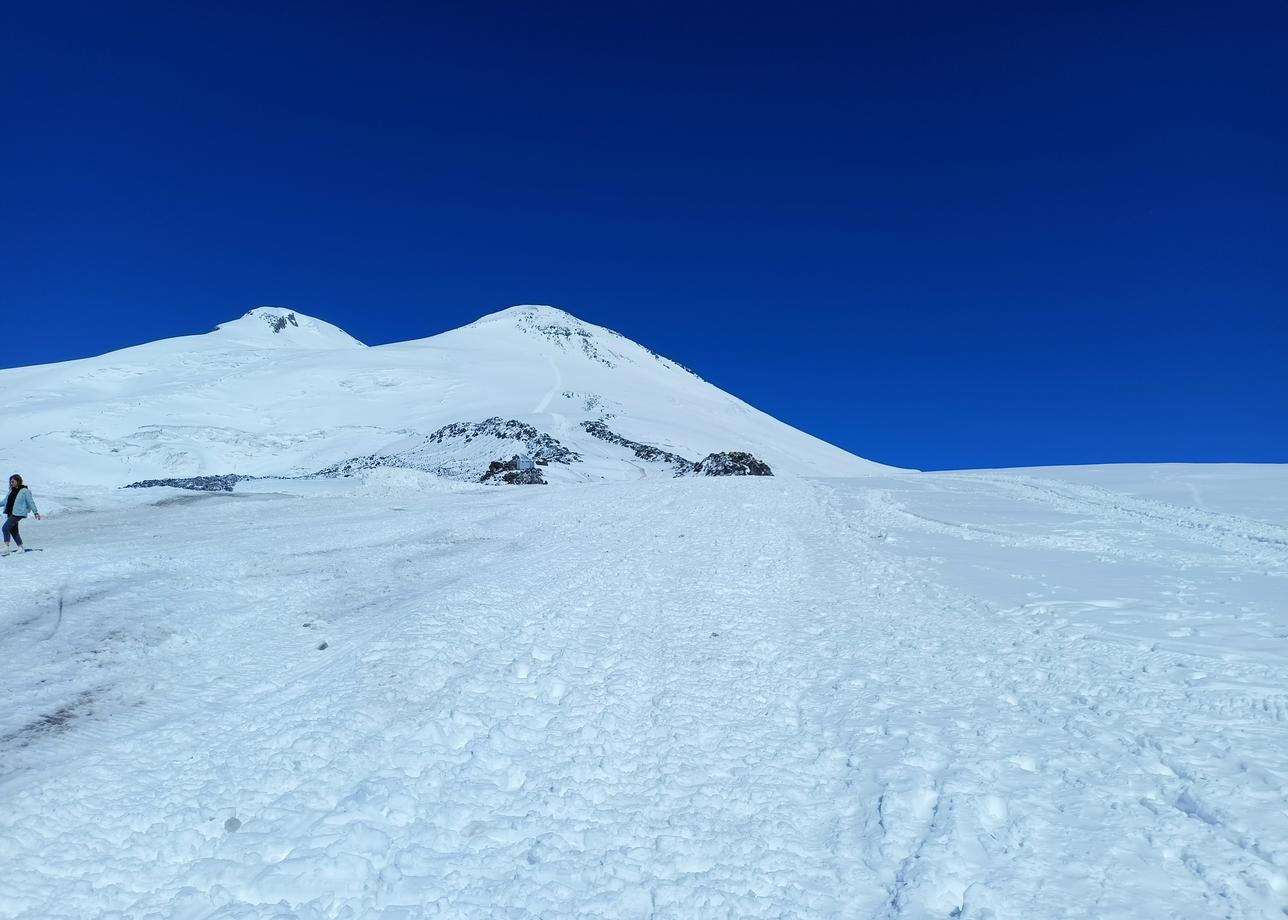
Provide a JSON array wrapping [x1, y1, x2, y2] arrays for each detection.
[[3, 1, 1284, 470]]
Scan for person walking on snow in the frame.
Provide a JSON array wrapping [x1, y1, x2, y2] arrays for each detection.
[[2, 474, 41, 554]]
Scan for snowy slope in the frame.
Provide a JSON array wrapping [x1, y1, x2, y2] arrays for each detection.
[[0, 305, 893, 488], [1, 464, 1285, 918], [977, 462, 1288, 524], [3, 305, 1285, 918]]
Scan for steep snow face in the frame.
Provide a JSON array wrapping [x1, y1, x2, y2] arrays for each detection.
[[389, 305, 889, 480], [0, 304, 895, 487]]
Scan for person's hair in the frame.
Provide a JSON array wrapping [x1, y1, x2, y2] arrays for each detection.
[[8, 474, 22, 488]]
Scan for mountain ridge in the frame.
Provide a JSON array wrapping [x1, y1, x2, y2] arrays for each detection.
[[0, 304, 899, 487]]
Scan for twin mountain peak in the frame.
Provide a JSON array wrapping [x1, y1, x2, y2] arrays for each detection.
[[1, 305, 892, 488], [219, 304, 606, 352]]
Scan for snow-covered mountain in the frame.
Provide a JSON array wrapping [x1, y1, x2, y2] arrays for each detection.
[[0, 305, 893, 488], [5, 304, 1284, 919]]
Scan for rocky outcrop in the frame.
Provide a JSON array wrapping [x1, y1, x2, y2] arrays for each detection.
[[580, 420, 695, 473], [124, 474, 251, 492], [479, 457, 546, 485], [580, 420, 772, 477], [309, 456, 404, 478], [512, 310, 624, 368], [310, 419, 576, 482], [693, 452, 773, 476], [261, 311, 300, 333], [640, 345, 703, 381], [562, 391, 617, 415], [424, 418, 579, 465], [122, 424, 770, 490]]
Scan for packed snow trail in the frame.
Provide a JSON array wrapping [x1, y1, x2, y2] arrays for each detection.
[[0, 470, 1285, 918]]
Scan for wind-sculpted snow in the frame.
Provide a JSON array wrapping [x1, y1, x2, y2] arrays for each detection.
[[2, 467, 1284, 918]]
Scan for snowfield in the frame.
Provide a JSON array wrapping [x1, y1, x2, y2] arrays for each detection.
[[2, 465, 1286, 919], [0, 307, 1284, 917]]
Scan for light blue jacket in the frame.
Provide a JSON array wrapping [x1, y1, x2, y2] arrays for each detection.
[[8, 487, 38, 518]]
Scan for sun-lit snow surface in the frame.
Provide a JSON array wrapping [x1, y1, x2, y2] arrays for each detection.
[[2, 464, 1286, 918], [0, 305, 890, 488]]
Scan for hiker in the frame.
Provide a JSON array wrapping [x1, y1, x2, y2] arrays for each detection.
[[2, 474, 41, 554]]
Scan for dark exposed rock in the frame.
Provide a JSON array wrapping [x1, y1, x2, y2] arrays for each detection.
[[121, 423, 769, 491], [514, 309, 703, 379], [535, 324, 617, 367], [693, 451, 773, 476], [580, 421, 771, 477], [239, 308, 301, 333], [514, 313, 623, 367], [479, 457, 547, 485], [309, 455, 403, 478], [501, 470, 544, 484], [310, 419, 576, 483], [639, 345, 703, 381], [124, 474, 251, 492], [580, 420, 696, 473], [425, 418, 579, 465], [263, 312, 299, 333], [562, 391, 615, 414]]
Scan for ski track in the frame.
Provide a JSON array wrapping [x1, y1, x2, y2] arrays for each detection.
[[940, 472, 1288, 571], [0, 474, 1285, 918]]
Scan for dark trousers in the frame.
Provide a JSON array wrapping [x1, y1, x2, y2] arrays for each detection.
[[2, 515, 22, 546]]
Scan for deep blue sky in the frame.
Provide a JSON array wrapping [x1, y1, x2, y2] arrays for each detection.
[[3, 2, 1284, 469]]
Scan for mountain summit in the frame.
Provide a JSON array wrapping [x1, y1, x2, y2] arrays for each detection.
[[0, 305, 895, 487], [210, 307, 365, 349]]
